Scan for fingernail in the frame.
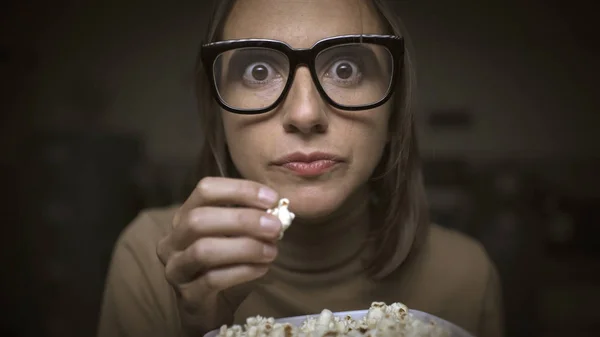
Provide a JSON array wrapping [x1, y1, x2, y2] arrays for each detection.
[[260, 216, 281, 234], [258, 187, 278, 206], [263, 244, 277, 259]]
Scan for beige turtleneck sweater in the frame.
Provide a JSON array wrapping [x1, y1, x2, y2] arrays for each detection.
[[97, 205, 503, 337]]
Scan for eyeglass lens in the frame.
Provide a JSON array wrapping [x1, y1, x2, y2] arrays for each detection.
[[212, 43, 394, 110]]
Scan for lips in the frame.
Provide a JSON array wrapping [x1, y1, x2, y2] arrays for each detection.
[[272, 152, 342, 165], [271, 152, 344, 177]]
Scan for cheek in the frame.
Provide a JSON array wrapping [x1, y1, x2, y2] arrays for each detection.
[[353, 122, 389, 176], [351, 107, 391, 167], [222, 113, 270, 180]]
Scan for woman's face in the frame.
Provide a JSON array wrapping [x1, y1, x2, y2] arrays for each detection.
[[220, 0, 393, 219]]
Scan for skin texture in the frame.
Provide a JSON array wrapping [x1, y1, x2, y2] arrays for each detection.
[[221, 0, 393, 221]]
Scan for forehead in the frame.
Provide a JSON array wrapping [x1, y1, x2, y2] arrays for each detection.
[[222, 0, 387, 48]]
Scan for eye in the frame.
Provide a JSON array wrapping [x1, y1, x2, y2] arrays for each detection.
[[243, 62, 280, 84], [324, 59, 363, 86]]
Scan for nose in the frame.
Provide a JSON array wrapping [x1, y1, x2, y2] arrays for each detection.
[[280, 67, 329, 134]]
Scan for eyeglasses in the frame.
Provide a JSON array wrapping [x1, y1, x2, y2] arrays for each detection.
[[200, 34, 404, 114]]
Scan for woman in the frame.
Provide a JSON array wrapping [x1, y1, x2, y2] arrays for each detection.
[[97, 1, 504, 336]]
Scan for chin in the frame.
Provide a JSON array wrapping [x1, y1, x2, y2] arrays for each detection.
[[289, 202, 339, 220], [275, 184, 353, 220]]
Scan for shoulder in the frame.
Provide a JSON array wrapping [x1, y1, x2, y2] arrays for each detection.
[[116, 204, 180, 251], [428, 224, 492, 274], [110, 204, 180, 277], [109, 206, 181, 309], [388, 223, 497, 297], [423, 225, 504, 336], [424, 224, 495, 295], [385, 224, 500, 334], [100, 205, 183, 336]]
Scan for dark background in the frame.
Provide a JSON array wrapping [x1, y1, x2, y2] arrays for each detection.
[[1, 0, 598, 336]]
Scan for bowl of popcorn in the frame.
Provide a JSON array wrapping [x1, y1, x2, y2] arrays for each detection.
[[204, 302, 474, 337]]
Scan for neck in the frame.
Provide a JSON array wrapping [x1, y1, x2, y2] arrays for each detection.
[[273, 189, 371, 273]]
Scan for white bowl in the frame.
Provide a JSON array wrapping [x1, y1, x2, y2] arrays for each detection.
[[203, 309, 474, 337]]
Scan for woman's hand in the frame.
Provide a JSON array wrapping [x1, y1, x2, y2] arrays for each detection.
[[156, 177, 282, 336]]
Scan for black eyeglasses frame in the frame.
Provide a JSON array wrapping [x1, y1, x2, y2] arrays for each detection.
[[200, 34, 404, 114]]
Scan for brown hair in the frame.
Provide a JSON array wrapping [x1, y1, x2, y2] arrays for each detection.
[[192, 0, 429, 279]]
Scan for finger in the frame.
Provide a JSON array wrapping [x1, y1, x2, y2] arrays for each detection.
[[165, 237, 277, 285], [177, 264, 269, 304], [176, 177, 280, 224], [172, 207, 282, 249], [156, 235, 174, 266]]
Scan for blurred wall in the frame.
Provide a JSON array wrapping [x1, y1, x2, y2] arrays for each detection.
[[401, 0, 597, 159], [28, 2, 207, 162]]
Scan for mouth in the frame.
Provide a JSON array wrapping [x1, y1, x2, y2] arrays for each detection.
[[271, 152, 345, 177]]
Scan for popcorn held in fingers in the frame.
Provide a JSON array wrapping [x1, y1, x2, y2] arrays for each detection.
[[266, 198, 295, 239]]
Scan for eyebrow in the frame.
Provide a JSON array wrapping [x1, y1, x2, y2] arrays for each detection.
[[316, 44, 383, 73], [226, 48, 287, 69], [318, 43, 378, 59], [216, 39, 390, 79]]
